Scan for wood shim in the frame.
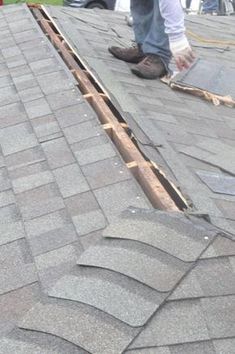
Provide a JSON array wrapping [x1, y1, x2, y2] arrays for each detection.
[[170, 82, 235, 108]]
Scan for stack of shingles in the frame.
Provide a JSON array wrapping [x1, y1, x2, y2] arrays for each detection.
[[13, 207, 235, 353]]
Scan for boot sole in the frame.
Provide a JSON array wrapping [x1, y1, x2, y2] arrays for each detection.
[[131, 67, 166, 80], [108, 48, 145, 64]]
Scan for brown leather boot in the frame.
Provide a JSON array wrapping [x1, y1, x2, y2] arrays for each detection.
[[108, 44, 145, 64], [131, 54, 167, 79]]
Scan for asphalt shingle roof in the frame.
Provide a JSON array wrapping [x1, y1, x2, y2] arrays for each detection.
[[0, 4, 235, 354], [43, 5, 235, 237]]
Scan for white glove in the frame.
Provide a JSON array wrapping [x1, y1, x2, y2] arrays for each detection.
[[170, 36, 195, 71]]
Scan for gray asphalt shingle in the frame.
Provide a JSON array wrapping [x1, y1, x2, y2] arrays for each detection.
[[0, 5, 234, 353], [78, 238, 190, 292], [19, 300, 138, 354], [48, 269, 163, 327]]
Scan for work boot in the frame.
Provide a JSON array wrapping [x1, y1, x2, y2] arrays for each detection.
[[108, 44, 145, 64], [131, 54, 167, 79]]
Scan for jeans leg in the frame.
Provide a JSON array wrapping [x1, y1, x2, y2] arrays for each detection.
[[131, 0, 154, 45], [142, 0, 172, 66], [202, 0, 219, 12], [186, 0, 192, 8]]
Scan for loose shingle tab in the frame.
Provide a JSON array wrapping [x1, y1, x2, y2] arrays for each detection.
[[103, 216, 214, 262], [48, 267, 164, 327], [19, 300, 138, 354], [196, 170, 235, 196], [78, 238, 190, 292]]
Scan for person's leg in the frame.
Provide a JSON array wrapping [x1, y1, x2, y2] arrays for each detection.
[[108, 0, 152, 63], [141, 0, 171, 67], [186, 0, 192, 9], [131, 0, 154, 46], [202, 0, 219, 12]]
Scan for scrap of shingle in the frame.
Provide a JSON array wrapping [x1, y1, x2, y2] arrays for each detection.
[[0, 239, 37, 295], [78, 238, 190, 292], [130, 299, 210, 348], [196, 170, 235, 196], [0, 122, 38, 156], [201, 235, 235, 258], [170, 257, 235, 299], [19, 300, 138, 354], [103, 216, 214, 262], [48, 266, 164, 327]]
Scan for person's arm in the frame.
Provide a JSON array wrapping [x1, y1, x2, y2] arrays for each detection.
[[159, 0, 195, 70]]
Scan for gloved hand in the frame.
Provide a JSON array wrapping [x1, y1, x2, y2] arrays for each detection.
[[170, 37, 195, 71], [173, 47, 195, 71]]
